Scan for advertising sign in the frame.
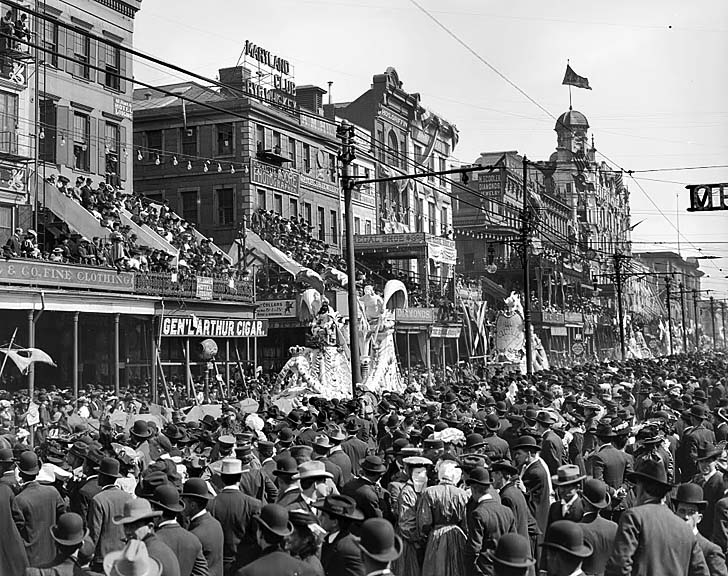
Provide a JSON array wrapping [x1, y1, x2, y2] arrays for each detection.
[[495, 311, 525, 362], [161, 317, 268, 337], [395, 307, 436, 324], [195, 276, 213, 300], [250, 159, 299, 195], [430, 325, 461, 338], [686, 183, 728, 212], [0, 261, 134, 292], [256, 299, 296, 318]]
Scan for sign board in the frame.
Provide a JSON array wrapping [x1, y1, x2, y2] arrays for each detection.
[[300, 174, 338, 196], [571, 342, 585, 356], [541, 312, 565, 325], [495, 311, 525, 362], [242, 39, 296, 109], [113, 97, 133, 120], [395, 307, 437, 324], [0, 162, 25, 193], [250, 159, 299, 195], [477, 172, 502, 196], [686, 183, 728, 212], [195, 276, 213, 300], [0, 61, 26, 86], [0, 260, 134, 292], [550, 326, 568, 336], [161, 317, 269, 337], [354, 232, 427, 248], [256, 299, 296, 318], [430, 325, 461, 338], [379, 107, 408, 129]]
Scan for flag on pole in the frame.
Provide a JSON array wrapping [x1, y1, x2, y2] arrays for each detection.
[[0, 347, 56, 374], [182, 99, 188, 130], [562, 64, 592, 90]]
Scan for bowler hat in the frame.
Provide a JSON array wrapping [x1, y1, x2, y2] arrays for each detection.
[[690, 404, 708, 419], [465, 433, 485, 450], [493, 533, 536, 568], [358, 518, 402, 562], [627, 458, 673, 488], [272, 456, 298, 477], [130, 420, 151, 439], [277, 427, 295, 444], [423, 438, 444, 451], [536, 411, 557, 426], [150, 484, 185, 513], [542, 520, 593, 558], [595, 422, 616, 438], [491, 459, 518, 476], [50, 512, 88, 546], [484, 413, 501, 432], [345, 419, 362, 433], [113, 498, 162, 525], [672, 483, 707, 508], [313, 494, 364, 520], [360, 455, 387, 475], [255, 503, 293, 538], [467, 466, 492, 486], [552, 465, 585, 486], [289, 509, 317, 527], [18, 451, 39, 475], [513, 435, 540, 452], [104, 540, 162, 576], [696, 443, 723, 462], [181, 478, 212, 501], [523, 408, 538, 423], [0, 448, 13, 463], [581, 479, 610, 509], [98, 457, 122, 479], [495, 401, 508, 415]]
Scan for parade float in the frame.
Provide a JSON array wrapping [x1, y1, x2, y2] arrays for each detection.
[[493, 291, 550, 373]]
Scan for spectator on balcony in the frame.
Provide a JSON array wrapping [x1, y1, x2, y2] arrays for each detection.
[[3, 227, 22, 258], [21, 230, 39, 259], [0, 11, 13, 54], [13, 13, 29, 51]]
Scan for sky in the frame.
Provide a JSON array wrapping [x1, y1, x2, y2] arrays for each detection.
[[132, 0, 728, 299]]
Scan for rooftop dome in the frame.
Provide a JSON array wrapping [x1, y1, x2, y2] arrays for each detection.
[[555, 109, 589, 130]]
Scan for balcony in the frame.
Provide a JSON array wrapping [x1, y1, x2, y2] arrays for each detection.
[[134, 272, 254, 302], [256, 142, 291, 165]]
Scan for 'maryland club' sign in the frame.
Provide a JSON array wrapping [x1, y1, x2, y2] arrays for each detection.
[[242, 40, 296, 109], [687, 183, 728, 212]]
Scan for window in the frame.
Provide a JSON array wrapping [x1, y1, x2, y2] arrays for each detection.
[[428, 201, 436, 235], [330, 210, 338, 245], [0, 206, 11, 248], [41, 19, 59, 67], [441, 206, 448, 234], [365, 220, 372, 235], [303, 144, 311, 172], [257, 189, 267, 210], [288, 137, 296, 168], [104, 122, 120, 178], [354, 217, 361, 235], [272, 131, 281, 154], [256, 124, 265, 151], [145, 130, 161, 161], [376, 129, 385, 161], [103, 43, 121, 90], [317, 207, 325, 241], [428, 155, 435, 182], [329, 154, 336, 182], [39, 99, 56, 162], [180, 190, 198, 223], [181, 127, 197, 156], [439, 157, 446, 184], [414, 144, 423, 163], [273, 194, 283, 215], [73, 112, 90, 171], [216, 123, 233, 156], [0, 91, 18, 155], [415, 198, 424, 232], [289, 198, 298, 219], [72, 31, 91, 79], [304, 202, 312, 226], [216, 187, 234, 225], [387, 130, 398, 166]]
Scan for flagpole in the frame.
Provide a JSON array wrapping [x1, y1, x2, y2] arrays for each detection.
[[0, 328, 18, 381], [569, 84, 572, 110]]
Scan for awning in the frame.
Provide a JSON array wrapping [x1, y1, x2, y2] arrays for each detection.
[[481, 276, 508, 300]]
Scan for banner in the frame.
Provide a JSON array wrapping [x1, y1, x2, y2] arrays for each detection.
[[428, 242, 457, 265], [495, 311, 525, 362]]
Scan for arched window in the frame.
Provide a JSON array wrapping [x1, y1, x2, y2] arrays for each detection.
[[387, 130, 399, 166]]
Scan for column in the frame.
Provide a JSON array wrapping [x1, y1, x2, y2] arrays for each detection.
[[27, 310, 35, 400], [150, 318, 158, 404], [72, 312, 79, 399], [113, 314, 120, 396], [185, 338, 191, 398], [225, 339, 231, 396]]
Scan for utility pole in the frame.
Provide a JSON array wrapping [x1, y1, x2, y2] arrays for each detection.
[[613, 252, 626, 360], [522, 156, 533, 375], [337, 120, 360, 394], [722, 302, 727, 349], [710, 296, 717, 350], [679, 281, 688, 353], [665, 277, 673, 355], [692, 289, 699, 351]]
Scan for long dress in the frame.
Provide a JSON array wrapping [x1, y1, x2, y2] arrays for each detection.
[[416, 481, 468, 576], [392, 481, 423, 576]]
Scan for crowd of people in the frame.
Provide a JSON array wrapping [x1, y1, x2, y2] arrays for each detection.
[[0, 352, 726, 575]]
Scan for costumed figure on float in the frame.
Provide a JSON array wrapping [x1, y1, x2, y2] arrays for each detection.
[[493, 291, 549, 373]]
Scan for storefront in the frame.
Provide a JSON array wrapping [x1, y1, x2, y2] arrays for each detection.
[[394, 307, 436, 370]]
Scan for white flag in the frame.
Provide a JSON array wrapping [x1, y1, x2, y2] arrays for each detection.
[[0, 348, 56, 374]]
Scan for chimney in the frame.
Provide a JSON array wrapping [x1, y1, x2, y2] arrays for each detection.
[[295, 85, 327, 116], [218, 66, 251, 99]]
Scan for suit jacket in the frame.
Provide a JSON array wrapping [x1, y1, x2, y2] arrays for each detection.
[[696, 532, 727, 576], [143, 533, 181, 576], [540, 430, 564, 475], [320, 530, 364, 576], [498, 481, 533, 539], [276, 487, 314, 514], [588, 444, 632, 492], [464, 496, 516, 576], [483, 434, 510, 461], [342, 476, 388, 520], [70, 476, 100, 521], [210, 488, 262, 569], [25, 555, 87, 576], [547, 496, 584, 526], [155, 521, 209, 576], [580, 511, 617, 576], [521, 459, 551, 537], [238, 467, 278, 503], [605, 502, 709, 576], [714, 495, 728, 553], [341, 437, 369, 476], [0, 482, 27, 575], [328, 448, 352, 485], [189, 512, 224, 576], [87, 485, 132, 563], [12, 481, 66, 567], [235, 548, 315, 576], [677, 425, 716, 482], [695, 471, 724, 539]]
